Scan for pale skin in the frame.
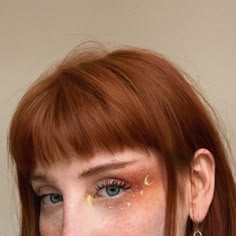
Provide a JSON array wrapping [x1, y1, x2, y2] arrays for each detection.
[[31, 148, 215, 236]]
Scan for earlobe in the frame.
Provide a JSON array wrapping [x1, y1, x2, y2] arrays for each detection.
[[189, 148, 215, 224]]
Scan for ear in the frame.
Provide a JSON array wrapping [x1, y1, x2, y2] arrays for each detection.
[[189, 148, 215, 223]]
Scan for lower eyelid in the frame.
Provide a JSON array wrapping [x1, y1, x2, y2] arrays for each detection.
[[94, 187, 130, 198], [93, 191, 134, 209], [93, 188, 133, 207]]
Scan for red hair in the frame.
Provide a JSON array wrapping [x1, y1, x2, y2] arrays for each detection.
[[9, 43, 236, 235]]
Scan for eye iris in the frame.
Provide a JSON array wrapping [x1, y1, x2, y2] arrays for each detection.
[[106, 186, 120, 197], [50, 194, 62, 203]]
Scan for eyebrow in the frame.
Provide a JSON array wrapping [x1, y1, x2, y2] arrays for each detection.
[[30, 160, 137, 183], [80, 160, 137, 178], [30, 173, 56, 183]]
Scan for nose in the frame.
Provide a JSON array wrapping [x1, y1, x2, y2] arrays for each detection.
[[62, 211, 84, 236], [62, 220, 88, 236], [62, 202, 93, 236]]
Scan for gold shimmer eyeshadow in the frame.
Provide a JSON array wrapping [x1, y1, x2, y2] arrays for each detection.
[[85, 168, 159, 212]]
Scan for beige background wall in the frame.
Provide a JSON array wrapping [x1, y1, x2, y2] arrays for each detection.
[[1, 1, 236, 235]]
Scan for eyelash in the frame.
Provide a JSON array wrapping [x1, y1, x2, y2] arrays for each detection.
[[37, 193, 63, 206], [36, 179, 131, 205], [94, 179, 131, 198]]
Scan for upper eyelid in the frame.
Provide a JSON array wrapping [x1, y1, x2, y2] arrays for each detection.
[[33, 175, 134, 198], [97, 177, 126, 183], [96, 178, 130, 188], [32, 185, 61, 196], [38, 192, 61, 197]]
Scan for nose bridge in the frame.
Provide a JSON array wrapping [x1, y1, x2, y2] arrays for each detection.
[[62, 196, 90, 236]]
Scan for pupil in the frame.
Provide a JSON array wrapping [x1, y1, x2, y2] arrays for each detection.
[[106, 186, 120, 196], [50, 194, 62, 203]]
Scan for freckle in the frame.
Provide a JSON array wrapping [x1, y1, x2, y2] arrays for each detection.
[[86, 194, 93, 207]]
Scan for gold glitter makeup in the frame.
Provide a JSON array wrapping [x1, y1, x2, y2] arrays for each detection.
[[83, 165, 159, 213], [144, 174, 153, 186], [86, 194, 93, 207]]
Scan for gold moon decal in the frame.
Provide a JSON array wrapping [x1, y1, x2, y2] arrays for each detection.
[[144, 174, 153, 186]]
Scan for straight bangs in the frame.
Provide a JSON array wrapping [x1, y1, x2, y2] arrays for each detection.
[[9, 47, 199, 236], [9, 49, 167, 177]]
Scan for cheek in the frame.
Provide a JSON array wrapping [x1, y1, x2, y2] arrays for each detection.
[[94, 182, 166, 236], [39, 207, 63, 236]]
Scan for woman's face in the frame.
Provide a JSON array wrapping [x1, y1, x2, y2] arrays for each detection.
[[31, 148, 187, 236]]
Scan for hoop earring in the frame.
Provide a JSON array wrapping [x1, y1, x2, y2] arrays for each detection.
[[193, 229, 202, 236]]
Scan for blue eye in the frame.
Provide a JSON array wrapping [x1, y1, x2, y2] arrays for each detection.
[[96, 179, 131, 198], [39, 193, 63, 205], [106, 185, 121, 197]]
